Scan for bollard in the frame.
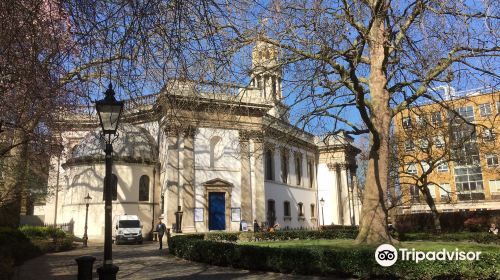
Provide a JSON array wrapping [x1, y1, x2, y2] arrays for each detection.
[[75, 255, 96, 280]]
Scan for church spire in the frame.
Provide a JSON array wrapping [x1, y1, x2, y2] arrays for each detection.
[[251, 39, 282, 102]]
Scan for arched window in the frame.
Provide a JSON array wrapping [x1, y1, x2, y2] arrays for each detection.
[[308, 160, 315, 188], [297, 202, 304, 217], [209, 136, 222, 168], [283, 201, 291, 217], [295, 154, 302, 186], [310, 204, 316, 218], [267, 199, 276, 227], [103, 174, 118, 201], [265, 149, 274, 180], [281, 150, 288, 183], [139, 175, 150, 201]]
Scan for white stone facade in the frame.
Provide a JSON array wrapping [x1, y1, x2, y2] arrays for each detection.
[[40, 42, 360, 241]]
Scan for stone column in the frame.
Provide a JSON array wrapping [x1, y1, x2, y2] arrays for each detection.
[[239, 131, 252, 228], [339, 164, 350, 225], [351, 173, 361, 225], [166, 129, 179, 229], [252, 134, 265, 225], [182, 127, 196, 232]]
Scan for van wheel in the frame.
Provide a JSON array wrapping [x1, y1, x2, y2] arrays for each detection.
[[138, 241, 143, 245]]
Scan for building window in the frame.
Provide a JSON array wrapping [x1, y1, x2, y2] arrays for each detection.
[[404, 140, 415, 152], [427, 184, 437, 199], [433, 136, 445, 148], [407, 163, 418, 175], [416, 115, 426, 126], [402, 117, 412, 129], [267, 199, 276, 226], [209, 136, 222, 168], [440, 183, 451, 201], [489, 180, 500, 193], [455, 166, 485, 201], [410, 185, 420, 203], [295, 153, 302, 186], [437, 161, 449, 172], [310, 204, 316, 218], [297, 202, 304, 217], [419, 139, 430, 150], [283, 201, 291, 217], [265, 149, 274, 180], [308, 160, 314, 188], [103, 174, 118, 201], [479, 103, 492, 117], [486, 154, 499, 167], [431, 111, 442, 125], [456, 106, 475, 122], [281, 150, 288, 183], [482, 128, 496, 141], [139, 175, 150, 201]]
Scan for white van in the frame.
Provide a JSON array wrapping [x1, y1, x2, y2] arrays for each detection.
[[113, 215, 143, 245]]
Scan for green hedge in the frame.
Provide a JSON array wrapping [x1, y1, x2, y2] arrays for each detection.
[[19, 225, 67, 241], [199, 227, 359, 243], [401, 232, 500, 244], [168, 235, 500, 279], [0, 226, 75, 280]]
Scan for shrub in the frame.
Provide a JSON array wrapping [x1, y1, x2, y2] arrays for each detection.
[[168, 234, 500, 279], [401, 232, 500, 244], [464, 216, 488, 232], [19, 225, 67, 241], [198, 227, 359, 243]]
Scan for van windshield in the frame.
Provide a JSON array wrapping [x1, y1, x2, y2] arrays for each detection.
[[119, 220, 140, 228]]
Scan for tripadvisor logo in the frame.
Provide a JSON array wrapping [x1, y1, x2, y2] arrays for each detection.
[[375, 244, 398, 267], [374, 244, 482, 267]]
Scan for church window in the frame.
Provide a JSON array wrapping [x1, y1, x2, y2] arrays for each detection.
[[283, 201, 291, 217], [281, 150, 288, 183], [209, 136, 222, 168], [295, 153, 302, 186], [297, 202, 304, 217], [267, 199, 276, 226], [139, 175, 150, 201], [310, 204, 316, 218], [103, 174, 118, 201], [265, 149, 274, 180], [308, 160, 314, 188]]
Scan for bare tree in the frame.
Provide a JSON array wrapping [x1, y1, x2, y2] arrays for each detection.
[[209, 0, 499, 244]]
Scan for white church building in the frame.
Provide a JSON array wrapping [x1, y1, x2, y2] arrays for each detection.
[[39, 41, 361, 240]]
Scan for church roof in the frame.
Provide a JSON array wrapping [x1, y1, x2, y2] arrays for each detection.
[[67, 123, 157, 164]]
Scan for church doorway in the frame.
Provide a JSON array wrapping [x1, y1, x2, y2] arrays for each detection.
[[208, 192, 226, 230]]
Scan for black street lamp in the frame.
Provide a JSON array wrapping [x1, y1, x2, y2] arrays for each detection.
[[83, 193, 92, 247], [319, 198, 325, 227], [95, 83, 123, 280]]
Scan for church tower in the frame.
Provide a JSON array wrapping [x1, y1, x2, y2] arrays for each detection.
[[251, 40, 282, 102]]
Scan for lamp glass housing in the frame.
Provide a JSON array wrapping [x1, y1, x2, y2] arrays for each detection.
[[95, 84, 124, 135]]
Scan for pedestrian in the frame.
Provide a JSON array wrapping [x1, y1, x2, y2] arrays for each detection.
[[253, 219, 260, 232], [156, 217, 167, 249], [488, 223, 498, 235]]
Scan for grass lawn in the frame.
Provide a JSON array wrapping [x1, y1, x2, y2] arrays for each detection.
[[241, 238, 500, 253]]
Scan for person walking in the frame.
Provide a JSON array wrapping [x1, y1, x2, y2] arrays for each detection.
[[156, 217, 167, 250]]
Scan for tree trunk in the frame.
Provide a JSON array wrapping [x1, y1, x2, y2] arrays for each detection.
[[355, 10, 394, 245], [0, 131, 29, 227], [421, 186, 442, 233]]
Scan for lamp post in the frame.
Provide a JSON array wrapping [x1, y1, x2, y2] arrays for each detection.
[[319, 198, 325, 227], [83, 193, 92, 247], [95, 83, 123, 280]]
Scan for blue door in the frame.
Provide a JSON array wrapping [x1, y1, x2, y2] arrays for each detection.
[[209, 192, 225, 230]]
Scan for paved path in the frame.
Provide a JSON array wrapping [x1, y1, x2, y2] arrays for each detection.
[[14, 241, 337, 279]]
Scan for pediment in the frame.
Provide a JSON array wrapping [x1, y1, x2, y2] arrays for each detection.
[[202, 178, 234, 187]]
